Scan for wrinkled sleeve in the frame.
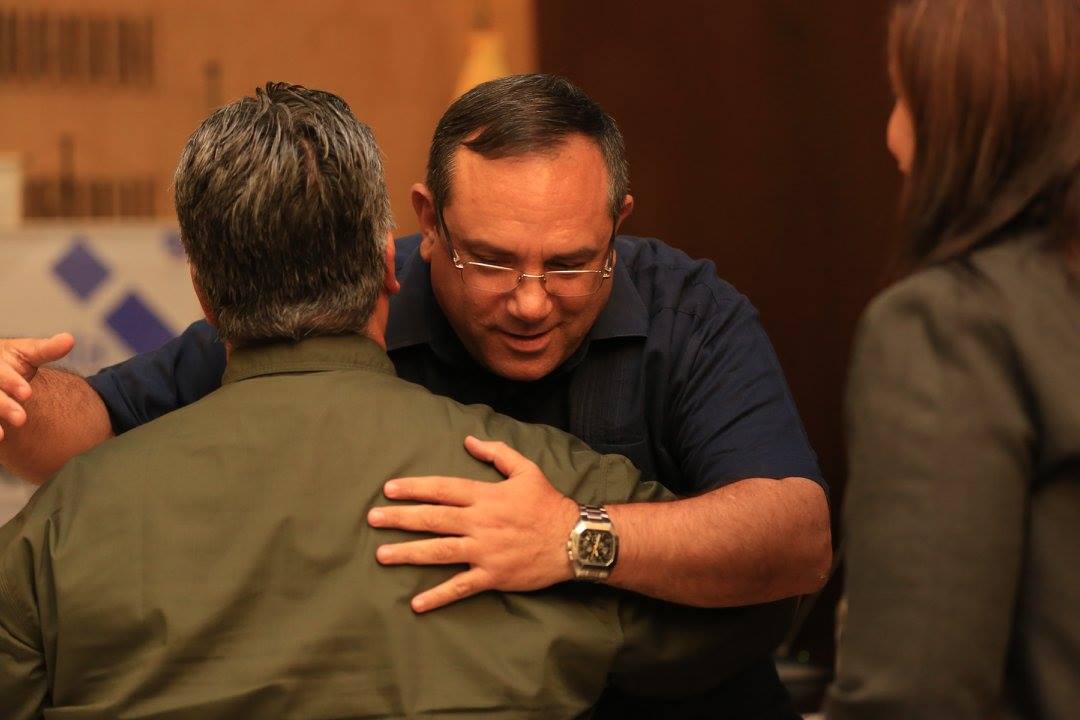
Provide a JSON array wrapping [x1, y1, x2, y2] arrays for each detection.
[[826, 277, 1031, 720], [669, 290, 824, 494], [0, 514, 47, 720], [86, 320, 226, 434]]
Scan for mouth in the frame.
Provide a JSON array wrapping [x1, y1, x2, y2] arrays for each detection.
[[498, 328, 554, 353]]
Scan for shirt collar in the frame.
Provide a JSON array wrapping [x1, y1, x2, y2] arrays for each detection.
[[222, 335, 396, 385], [385, 236, 440, 351], [385, 234, 649, 356], [587, 248, 649, 341]]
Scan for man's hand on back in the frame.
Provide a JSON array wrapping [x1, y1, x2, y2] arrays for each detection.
[[370, 437, 832, 612], [0, 334, 75, 441], [368, 435, 578, 613]]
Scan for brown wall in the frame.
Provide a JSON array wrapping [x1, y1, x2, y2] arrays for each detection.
[[0, 0, 537, 230], [538, 0, 902, 664]]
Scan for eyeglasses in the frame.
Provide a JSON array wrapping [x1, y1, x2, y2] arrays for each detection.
[[441, 231, 614, 298]]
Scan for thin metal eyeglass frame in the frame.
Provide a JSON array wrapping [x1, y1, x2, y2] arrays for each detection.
[[437, 221, 615, 298]]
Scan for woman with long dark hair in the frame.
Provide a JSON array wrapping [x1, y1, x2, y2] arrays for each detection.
[[827, 1, 1079, 718]]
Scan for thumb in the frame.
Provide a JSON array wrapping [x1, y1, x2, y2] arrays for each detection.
[[9, 333, 76, 374], [464, 435, 534, 479]]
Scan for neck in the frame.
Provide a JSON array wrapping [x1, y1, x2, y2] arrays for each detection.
[[365, 292, 391, 350], [211, 293, 391, 358], [363, 321, 388, 350]]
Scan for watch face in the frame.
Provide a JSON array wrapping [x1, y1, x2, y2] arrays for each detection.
[[577, 529, 616, 566]]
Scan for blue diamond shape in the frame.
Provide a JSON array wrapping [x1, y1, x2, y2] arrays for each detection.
[[105, 293, 175, 355], [53, 239, 110, 301]]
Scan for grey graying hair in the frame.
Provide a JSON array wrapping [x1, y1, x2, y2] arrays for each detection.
[[174, 82, 393, 347]]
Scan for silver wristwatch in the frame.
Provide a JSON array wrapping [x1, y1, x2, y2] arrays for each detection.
[[567, 504, 619, 581]]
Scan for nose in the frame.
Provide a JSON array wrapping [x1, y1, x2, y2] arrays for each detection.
[[506, 275, 553, 324]]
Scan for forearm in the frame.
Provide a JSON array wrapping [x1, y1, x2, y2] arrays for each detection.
[[0, 368, 112, 483], [605, 476, 831, 606]]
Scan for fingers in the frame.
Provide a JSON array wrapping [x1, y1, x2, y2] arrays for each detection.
[[0, 333, 76, 391], [410, 568, 490, 613], [0, 361, 33, 404], [0, 394, 27, 437], [367, 504, 467, 536], [376, 536, 471, 566], [0, 360, 31, 432], [463, 435, 535, 478], [383, 475, 484, 506], [0, 334, 75, 441], [1, 334, 75, 375]]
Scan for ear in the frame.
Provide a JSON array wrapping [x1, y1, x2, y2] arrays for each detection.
[[383, 231, 401, 295], [614, 194, 634, 233], [411, 183, 439, 263], [188, 264, 218, 328]]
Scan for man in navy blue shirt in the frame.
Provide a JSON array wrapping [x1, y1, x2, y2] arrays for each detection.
[[0, 75, 830, 717]]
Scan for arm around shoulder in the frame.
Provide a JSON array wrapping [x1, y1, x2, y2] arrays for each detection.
[[606, 475, 831, 607], [1, 320, 225, 483]]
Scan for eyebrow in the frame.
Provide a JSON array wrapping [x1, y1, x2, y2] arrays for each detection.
[[545, 248, 599, 266], [456, 237, 516, 261]]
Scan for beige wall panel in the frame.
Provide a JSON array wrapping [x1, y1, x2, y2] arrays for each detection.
[[0, 0, 537, 232]]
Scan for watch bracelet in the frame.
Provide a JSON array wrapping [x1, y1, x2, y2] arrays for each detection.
[[568, 504, 615, 581], [579, 504, 610, 523]]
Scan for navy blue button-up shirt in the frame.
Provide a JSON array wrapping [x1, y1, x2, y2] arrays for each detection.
[[89, 234, 823, 497]]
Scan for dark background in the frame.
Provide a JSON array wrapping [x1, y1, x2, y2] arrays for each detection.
[[538, 0, 901, 668]]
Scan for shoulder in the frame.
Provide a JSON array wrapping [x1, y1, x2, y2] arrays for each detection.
[[858, 269, 965, 341], [851, 272, 993, 410], [38, 390, 222, 511], [0, 448, 111, 565], [857, 234, 1067, 357], [967, 231, 1070, 283], [404, 379, 596, 464], [615, 235, 754, 326], [857, 261, 1004, 354], [846, 238, 1066, 422], [385, 378, 645, 501]]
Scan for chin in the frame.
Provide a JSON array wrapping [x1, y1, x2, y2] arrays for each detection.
[[485, 355, 561, 382]]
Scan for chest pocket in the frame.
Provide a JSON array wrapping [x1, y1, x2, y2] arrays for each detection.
[[569, 338, 657, 480]]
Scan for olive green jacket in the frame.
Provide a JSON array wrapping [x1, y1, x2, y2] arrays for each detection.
[[0, 336, 748, 720], [827, 234, 1080, 719]]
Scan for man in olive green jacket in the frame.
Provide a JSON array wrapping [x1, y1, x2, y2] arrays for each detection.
[[0, 83, 761, 719]]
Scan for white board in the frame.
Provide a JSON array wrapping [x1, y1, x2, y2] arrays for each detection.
[[0, 222, 202, 522]]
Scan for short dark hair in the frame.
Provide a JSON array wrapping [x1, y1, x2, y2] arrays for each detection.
[[889, 0, 1080, 269], [174, 82, 393, 346], [426, 74, 629, 224]]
